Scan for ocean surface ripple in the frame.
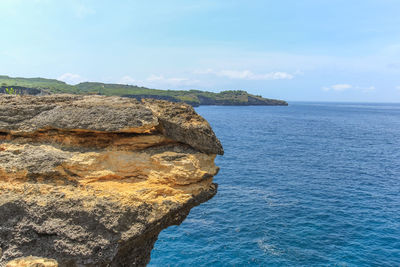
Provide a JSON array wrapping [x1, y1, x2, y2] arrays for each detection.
[[149, 102, 400, 266]]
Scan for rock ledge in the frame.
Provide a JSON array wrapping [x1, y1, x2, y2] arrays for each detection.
[[0, 95, 223, 266]]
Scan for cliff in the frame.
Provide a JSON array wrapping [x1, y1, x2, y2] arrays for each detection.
[[0, 75, 288, 106], [124, 90, 288, 106], [0, 95, 223, 266]]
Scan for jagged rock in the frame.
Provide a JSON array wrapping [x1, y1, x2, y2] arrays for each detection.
[[0, 95, 223, 267]]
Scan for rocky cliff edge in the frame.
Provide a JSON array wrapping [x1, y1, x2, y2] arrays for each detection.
[[0, 95, 223, 266]]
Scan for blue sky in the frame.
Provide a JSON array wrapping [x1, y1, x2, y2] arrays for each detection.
[[1, 0, 400, 102]]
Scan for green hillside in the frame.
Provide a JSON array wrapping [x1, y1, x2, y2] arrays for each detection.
[[0, 75, 288, 106]]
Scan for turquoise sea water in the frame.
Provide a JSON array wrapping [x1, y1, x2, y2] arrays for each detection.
[[149, 102, 400, 266]]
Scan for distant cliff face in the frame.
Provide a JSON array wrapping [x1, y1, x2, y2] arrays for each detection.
[[0, 95, 223, 266], [124, 92, 288, 107], [196, 94, 288, 106]]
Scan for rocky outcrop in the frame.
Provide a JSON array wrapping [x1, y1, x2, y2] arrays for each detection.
[[0, 95, 223, 266]]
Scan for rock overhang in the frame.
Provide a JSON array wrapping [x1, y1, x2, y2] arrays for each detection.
[[0, 94, 223, 266]]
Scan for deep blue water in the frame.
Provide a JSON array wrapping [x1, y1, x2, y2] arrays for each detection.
[[149, 102, 400, 266]]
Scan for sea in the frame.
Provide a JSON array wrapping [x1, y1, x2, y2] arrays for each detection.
[[149, 102, 400, 266]]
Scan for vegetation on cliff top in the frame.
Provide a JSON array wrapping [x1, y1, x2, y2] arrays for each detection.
[[0, 75, 288, 106]]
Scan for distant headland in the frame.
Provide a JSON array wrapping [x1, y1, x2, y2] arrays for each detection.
[[0, 75, 288, 106]]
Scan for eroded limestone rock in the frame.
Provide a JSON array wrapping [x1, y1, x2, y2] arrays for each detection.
[[6, 256, 58, 267], [0, 95, 223, 266]]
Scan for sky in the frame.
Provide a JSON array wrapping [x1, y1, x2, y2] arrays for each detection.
[[1, 0, 400, 102]]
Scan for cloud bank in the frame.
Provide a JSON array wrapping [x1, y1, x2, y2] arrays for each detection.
[[118, 74, 200, 88], [195, 69, 294, 80], [323, 84, 375, 92], [58, 73, 85, 85]]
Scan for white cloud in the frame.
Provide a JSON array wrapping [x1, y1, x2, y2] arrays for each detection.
[[396, 86, 400, 91], [57, 73, 85, 85], [323, 84, 353, 91], [194, 69, 294, 80], [323, 84, 375, 92], [193, 68, 214, 75], [146, 74, 200, 86], [119, 75, 136, 85]]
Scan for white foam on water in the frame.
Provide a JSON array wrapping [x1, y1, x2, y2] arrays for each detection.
[[257, 238, 283, 256]]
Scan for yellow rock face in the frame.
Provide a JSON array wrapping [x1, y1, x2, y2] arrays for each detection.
[[6, 256, 58, 267], [0, 142, 218, 205], [0, 96, 222, 266]]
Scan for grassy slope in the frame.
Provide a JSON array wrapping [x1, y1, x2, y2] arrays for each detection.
[[0, 75, 78, 93], [0, 75, 288, 106]]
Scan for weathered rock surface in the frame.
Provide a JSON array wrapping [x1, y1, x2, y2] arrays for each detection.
[[6, 256, 58, 267], [0, 95, 223, 266]]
